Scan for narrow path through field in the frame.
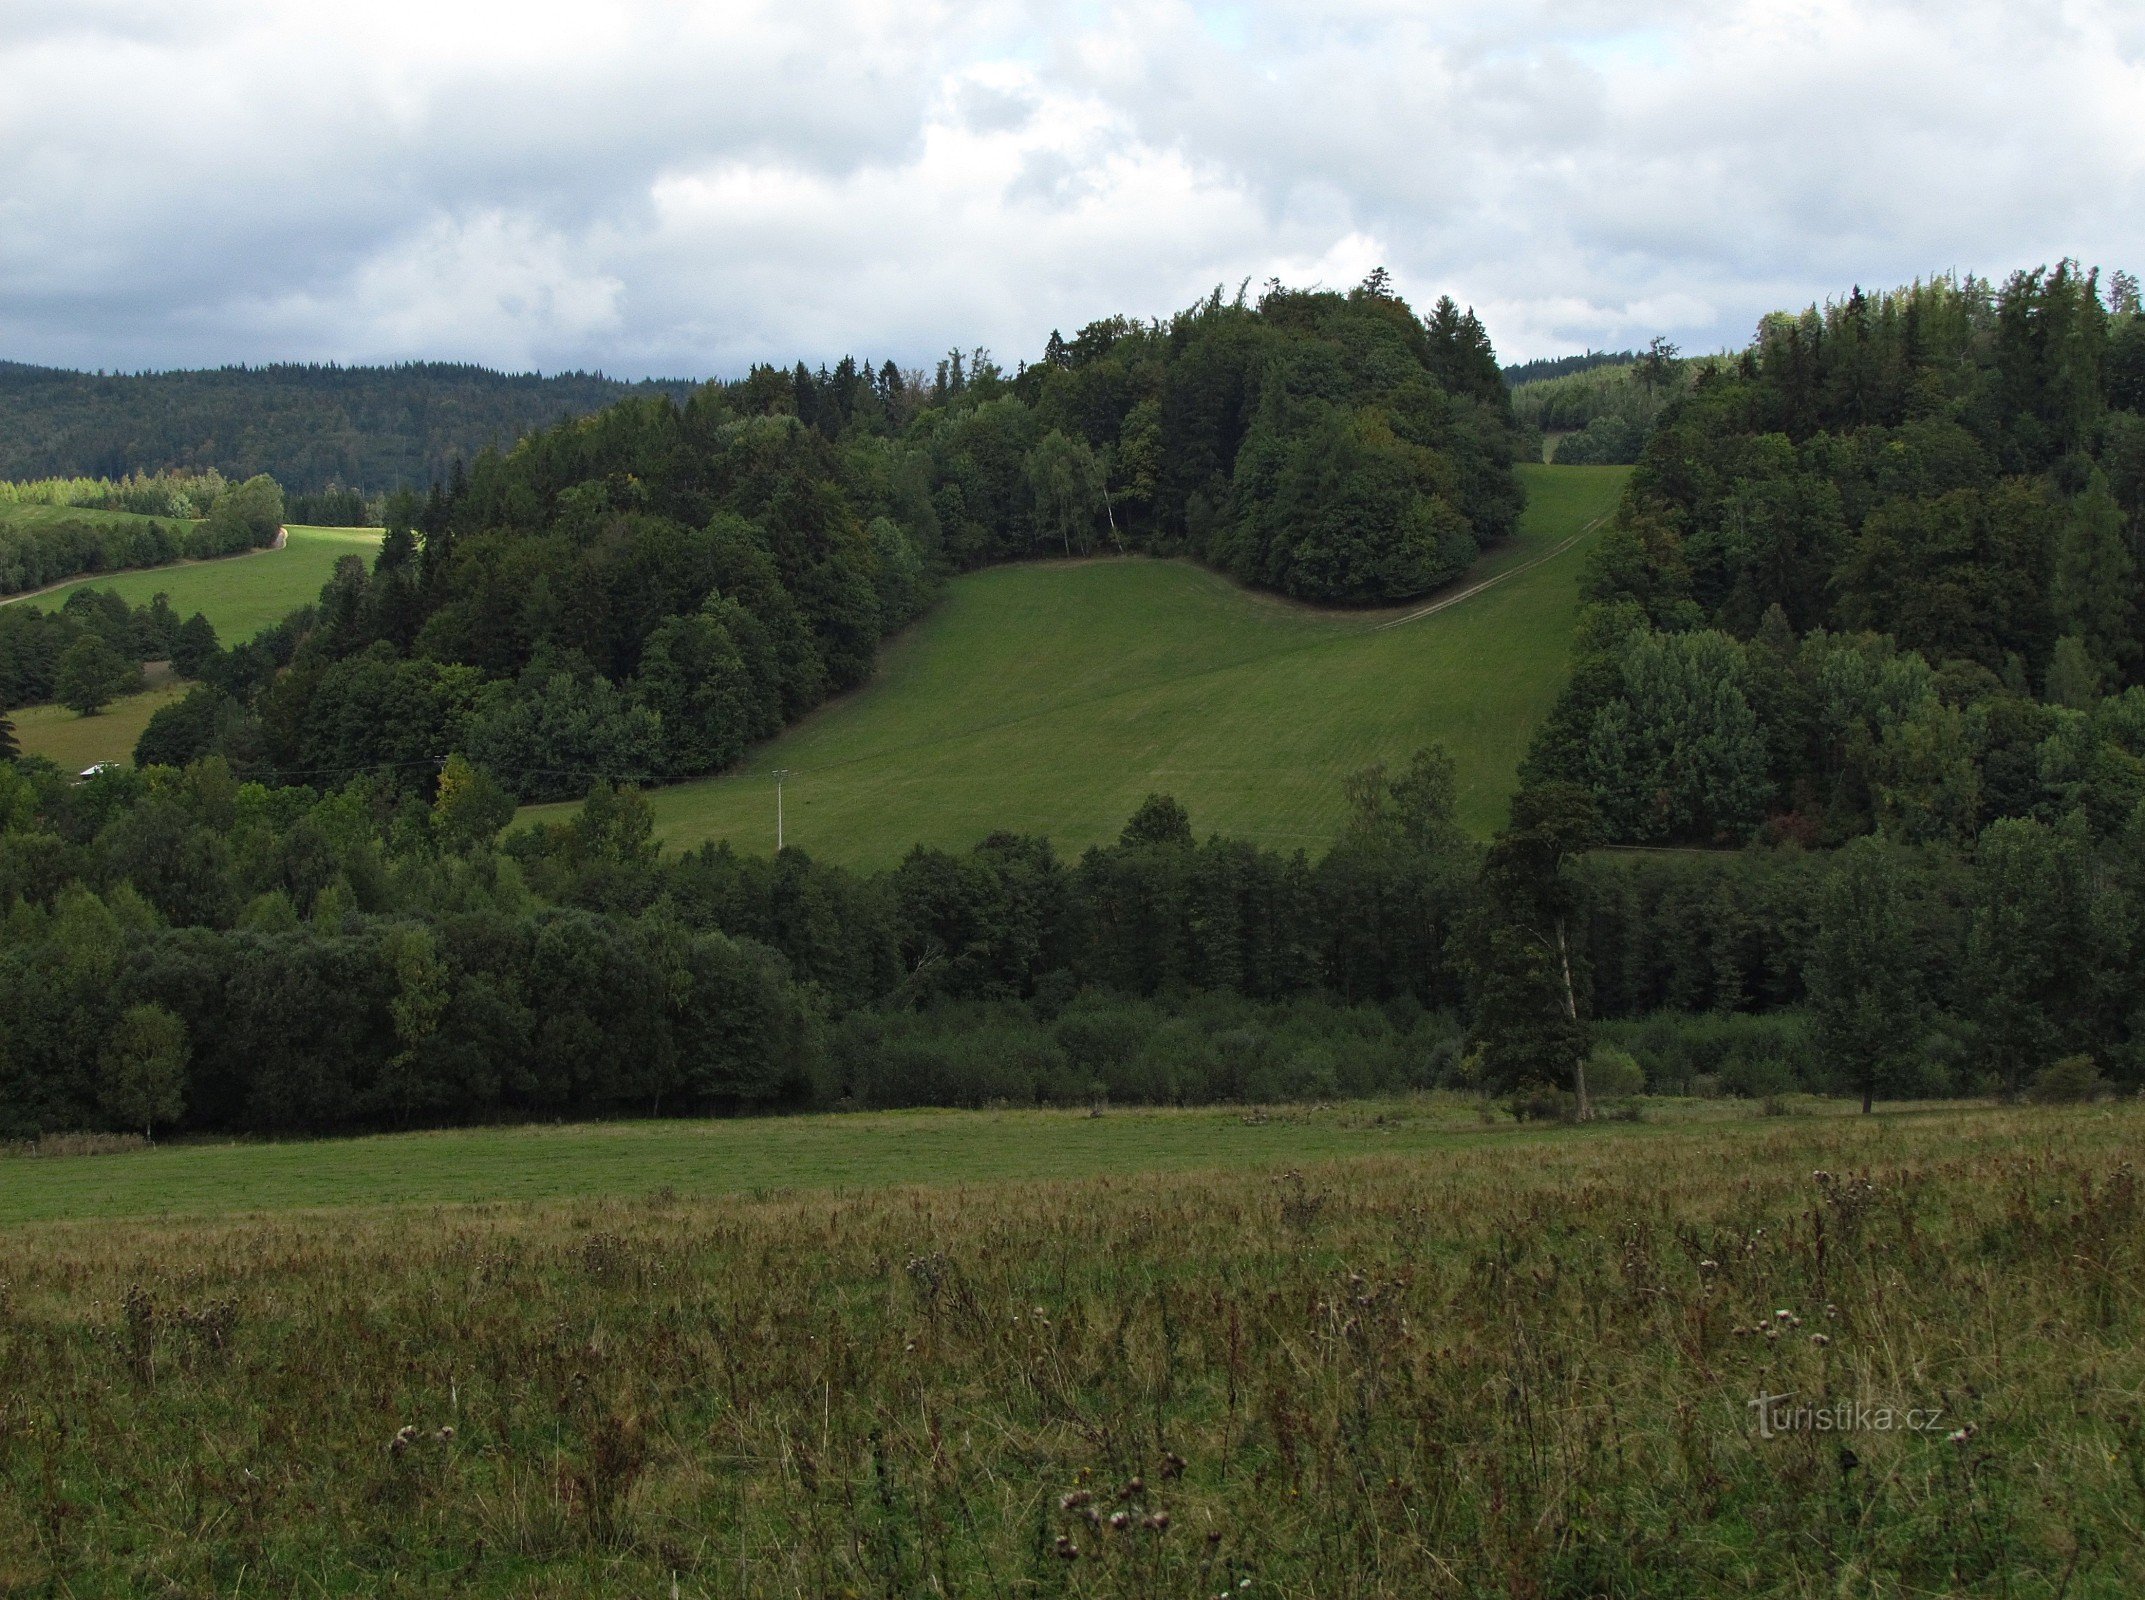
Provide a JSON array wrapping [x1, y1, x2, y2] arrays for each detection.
[[0, 524, 288, 608], [1371, 512, 1610, 631]]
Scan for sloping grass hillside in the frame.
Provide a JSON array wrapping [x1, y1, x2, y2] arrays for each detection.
[[527, 463, 1626, 862]]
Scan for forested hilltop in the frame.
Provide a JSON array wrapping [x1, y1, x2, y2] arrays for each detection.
[[1452, 262, 2145, 1115], [119, 276, 1520, 800], [1525, 263, 2145, 848], [1501, 349, 1638, 386], [0, 360, 700, 496]]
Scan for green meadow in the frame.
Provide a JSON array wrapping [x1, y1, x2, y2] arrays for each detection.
[[527, 463, 1627, 863], [8, 667, 188, 772], [8, 521, 383, 642], [0, 1091, 1789, 1227], [7, 523, 383, 769]]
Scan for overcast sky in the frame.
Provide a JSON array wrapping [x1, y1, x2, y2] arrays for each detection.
[[3, 0, 2140, 380]]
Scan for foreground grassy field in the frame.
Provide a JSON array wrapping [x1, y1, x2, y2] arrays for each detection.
[[1, 1098, 2136, 1596], [8, 521, 382, 641], [527, 464, 1627, 863]]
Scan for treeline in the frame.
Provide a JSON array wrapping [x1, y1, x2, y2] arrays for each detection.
[[0, 589, 222, 714], [1450, 262, 2145, 1119], [0, 474, 284, 598], [130, 275, 1521, 803], [285, 486, 379, 526], [1523, 264, 2145, 848], [1508, 342, 1721, 464], [0, 360, 702, 496], [1501, 349, 1639, 387], [2, 742, 2139, 1139], [1, 466, 381, 530], [0, 467, 233, 520]]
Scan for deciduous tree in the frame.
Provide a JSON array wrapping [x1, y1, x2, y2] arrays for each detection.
[[54, 633, 137, 716], [99, 1003, 188, 1140]]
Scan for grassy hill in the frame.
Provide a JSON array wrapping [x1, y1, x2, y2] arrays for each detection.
[[8, 521, 382, 641], [7, 522, 384, 772], [526, 463, 1627, 863]]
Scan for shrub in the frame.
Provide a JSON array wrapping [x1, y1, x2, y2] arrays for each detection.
[[1586, 1045, 1646, 1100], [1602, 1010, 1817, 1095], [2030, 1055, 2106, 1105], [1719, 1052, 1796, 1100], [1505, 1083, 1575, 1122]]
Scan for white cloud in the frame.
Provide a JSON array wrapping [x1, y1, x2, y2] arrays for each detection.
[[0, 0, 2139, 375]]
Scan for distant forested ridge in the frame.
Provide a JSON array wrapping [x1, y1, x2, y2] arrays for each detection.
[[0, 360, 701, 495], [1502, 349, 1639, 387], [122, 275, 1518, 797], [1524, 263, 2145, 848], [1506, 340, 1728, 465]]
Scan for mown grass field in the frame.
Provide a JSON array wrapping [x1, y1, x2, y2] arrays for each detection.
[[8, 521, 382, 641], [1, 1097, 2137, 1596], [8, 668, 188, 773], [526, 464, 1628, 864]]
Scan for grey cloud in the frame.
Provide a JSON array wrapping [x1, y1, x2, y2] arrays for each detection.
[[1, 0, 2139, 377]]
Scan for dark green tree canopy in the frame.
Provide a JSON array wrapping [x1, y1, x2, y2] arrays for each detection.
[[1525, 263, 2145, 849], [54, 632, 138, 716]]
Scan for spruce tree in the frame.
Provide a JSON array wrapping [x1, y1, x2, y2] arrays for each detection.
[[1464, 783, 1599, 1115], [1808, 837, 1921, 1112]]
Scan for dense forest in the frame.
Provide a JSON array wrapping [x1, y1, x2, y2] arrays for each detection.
[[1524, 264, 2145, 849], [1507, 340, 1719, 465], [0, 360, 701, 495], [3, 735, 2139, 1139], [102, 276, 1519, 800], [1501, 349, 1639, 387], [1460, 261, 2145, 1116]]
